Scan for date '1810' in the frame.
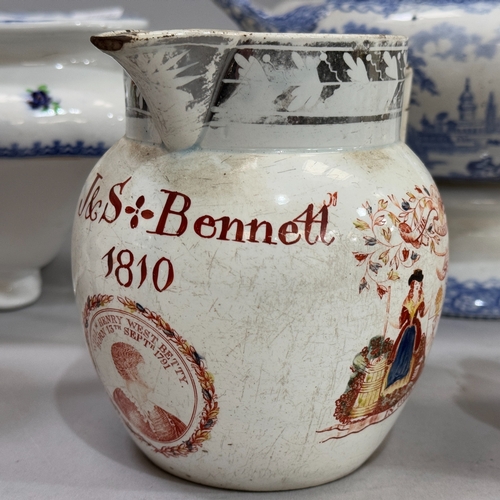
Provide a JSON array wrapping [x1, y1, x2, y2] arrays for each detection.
[[102, 246, 174, 292]]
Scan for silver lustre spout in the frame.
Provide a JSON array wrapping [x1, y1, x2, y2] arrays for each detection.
[[91, 30, 241, 152]]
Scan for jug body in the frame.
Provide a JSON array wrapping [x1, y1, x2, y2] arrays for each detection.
[[72, 31, 448, 491]]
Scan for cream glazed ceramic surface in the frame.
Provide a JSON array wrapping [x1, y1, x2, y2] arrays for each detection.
[[72, 30, 448, 491], [0, 10, 147, 309]]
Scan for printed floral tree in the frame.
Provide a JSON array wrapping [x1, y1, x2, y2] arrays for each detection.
[[352, 184, 447, 298]]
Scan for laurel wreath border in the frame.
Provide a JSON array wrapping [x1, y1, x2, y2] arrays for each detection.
[[83, 294, 219, 458]]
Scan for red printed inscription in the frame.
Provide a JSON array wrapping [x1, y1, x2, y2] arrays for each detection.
[[78, 173, 339, 291]]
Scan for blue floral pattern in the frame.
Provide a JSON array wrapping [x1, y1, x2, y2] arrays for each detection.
[[0, 140, 108, 158], [27, 85, 60, 113]]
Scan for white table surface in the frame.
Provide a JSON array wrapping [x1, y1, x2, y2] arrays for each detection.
[[1, 238, 499, 500]]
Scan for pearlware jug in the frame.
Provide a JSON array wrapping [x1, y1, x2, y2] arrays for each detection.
[[72, 30, 448, 491]]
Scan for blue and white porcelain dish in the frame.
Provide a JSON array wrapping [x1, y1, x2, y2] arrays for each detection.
[[213, 0, 500, 181]]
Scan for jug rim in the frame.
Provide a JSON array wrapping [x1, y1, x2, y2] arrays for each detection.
[[91, 28, 409, 152], [91, 29, 408, 52]]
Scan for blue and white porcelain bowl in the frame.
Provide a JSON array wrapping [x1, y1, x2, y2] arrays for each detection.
[[0, 10, 147, 309], [213, 0, 500, 318]]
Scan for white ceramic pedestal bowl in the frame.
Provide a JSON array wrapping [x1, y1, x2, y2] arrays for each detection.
[[0, 10, 147, 309], [0, 157, 96, 309]]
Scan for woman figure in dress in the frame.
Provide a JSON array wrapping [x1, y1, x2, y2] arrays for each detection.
[[111, 342, 187, 443], [385, 269, 425, 394]]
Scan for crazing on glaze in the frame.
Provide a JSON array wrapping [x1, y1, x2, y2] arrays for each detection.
[[212, 0, 500, 320], [77, 171, 341, 284]]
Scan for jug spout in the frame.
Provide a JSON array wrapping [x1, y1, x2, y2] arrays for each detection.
[[91, 30, 240, 152]]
